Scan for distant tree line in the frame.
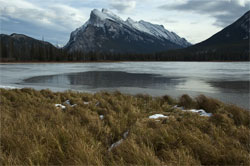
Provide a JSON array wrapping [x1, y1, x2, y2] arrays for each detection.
[[0, 36, 249, 62], [0, 38, 67, 62]]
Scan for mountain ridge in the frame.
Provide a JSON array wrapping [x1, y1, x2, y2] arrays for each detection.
[[158, 10, 250, 61], [0, 10, 249, 61], [64, 8, 191, 54], [194, 10, 249, 47]]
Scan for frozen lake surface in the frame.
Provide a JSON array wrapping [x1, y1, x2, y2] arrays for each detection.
[[0, 62, 249, 109]]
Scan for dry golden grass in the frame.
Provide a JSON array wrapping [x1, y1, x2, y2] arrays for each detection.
[[0, 88, 249, 165]]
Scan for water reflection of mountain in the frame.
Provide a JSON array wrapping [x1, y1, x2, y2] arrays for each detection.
[[24, 75, 70, 85], [24, 71, 185, 89], [209, 81, 250, 93]]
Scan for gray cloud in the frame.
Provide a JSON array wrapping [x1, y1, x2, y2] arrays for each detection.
[[159, 0, 250, 27], [110, 0, 136, 12], [152, 18, 178, 24], [0, 0, 91, 45], [1, 16, 70, 45]]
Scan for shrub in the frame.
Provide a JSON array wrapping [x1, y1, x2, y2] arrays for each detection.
[[178, 94, 197, 109], [196, 95, 221, 113]]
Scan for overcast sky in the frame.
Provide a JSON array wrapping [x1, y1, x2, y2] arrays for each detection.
[[0, 0, 249, 46]]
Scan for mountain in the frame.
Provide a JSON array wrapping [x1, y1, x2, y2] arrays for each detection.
[[167, 10, 249, 61], [0, 33, 64, 61], [1, 10, 248, 62], [64, 9, 191, 54], [195, 10, 249, 47]]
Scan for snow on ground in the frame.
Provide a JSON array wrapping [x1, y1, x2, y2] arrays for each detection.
[[99, 115, 104, 120], [174, 105, 212, 117], [108, 131, 129, 151], [123, 131, 129, 139], [185, 109, 212, 117], [83, 101, 89, 105], [149, 114, 168, 119], [55, 104, 66, 109], [65, 100, 71, 105], [174, 105, 184, 110], [64, 100, 77, 107], [55, 100, 77, 110], [108, 139, 124, 151]]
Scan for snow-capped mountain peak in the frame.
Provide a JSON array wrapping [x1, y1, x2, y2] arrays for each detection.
[[91, 9, 110, 21], [101, 8, 123, 22], [89, 8, 123, 24], [65, 9, 191, 53]]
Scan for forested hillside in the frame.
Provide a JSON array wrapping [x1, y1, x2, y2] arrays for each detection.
[[0, 34, 67, 62]]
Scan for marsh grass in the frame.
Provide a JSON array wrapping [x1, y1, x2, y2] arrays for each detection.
[[0, 88, 249, 165]]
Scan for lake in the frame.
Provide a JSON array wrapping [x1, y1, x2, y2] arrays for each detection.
[[0, 62, 249, 109]]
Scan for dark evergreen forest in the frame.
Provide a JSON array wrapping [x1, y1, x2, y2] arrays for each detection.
[[0, 34, 249, 62]]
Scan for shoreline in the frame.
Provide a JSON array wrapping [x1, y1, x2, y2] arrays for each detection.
[[0, 87, 249, 111], [0, 60, 249, 64]]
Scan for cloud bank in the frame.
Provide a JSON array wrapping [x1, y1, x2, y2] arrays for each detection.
[[159, 0, 250, 27], [0, 0, 249, 45]]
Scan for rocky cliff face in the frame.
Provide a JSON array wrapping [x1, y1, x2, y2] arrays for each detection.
[[64, 9, 191, 54]]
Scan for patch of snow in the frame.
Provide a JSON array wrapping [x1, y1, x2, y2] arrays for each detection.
[[187, 109, 212, 117], [64, 100, 77, 107], [174, 105, 184, 110], [83, 101, 89, 105], [55, 44, 64, 48], [123, 131, 129, 139], [65, 100, 70, 105], [99, 115, 104, 120], [108, 139, 123, 151], [126, 18, 152, 35], [174, 105, 212, 117], [108, 130, 129, 151], [95, 102, 100, 106], [55, 104, 66, 109], [149, 114, 168, 119], [108, 26, 117, 33]]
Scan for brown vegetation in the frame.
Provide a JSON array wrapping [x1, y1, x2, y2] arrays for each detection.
[[0, 88, 249, 165]]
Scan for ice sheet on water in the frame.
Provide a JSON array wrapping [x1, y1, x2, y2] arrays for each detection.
[[0, 85, 19, 89]]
